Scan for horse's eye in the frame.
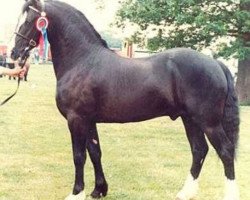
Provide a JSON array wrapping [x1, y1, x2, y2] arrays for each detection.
[[24, 21, 30, 25]]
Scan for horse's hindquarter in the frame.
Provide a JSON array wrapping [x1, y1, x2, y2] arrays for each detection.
[[169, 48, 228, 123]]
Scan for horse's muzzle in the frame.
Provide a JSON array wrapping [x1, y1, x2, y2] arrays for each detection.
[[12, 47, 31, 61], [11, 48, 20, 61]]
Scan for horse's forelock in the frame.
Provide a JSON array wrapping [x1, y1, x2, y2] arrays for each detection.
[[22, 0, 45, 14], [22, 0, 33, 14]]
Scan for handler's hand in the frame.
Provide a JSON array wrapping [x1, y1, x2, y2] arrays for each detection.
[[11, 67, 27, 78]]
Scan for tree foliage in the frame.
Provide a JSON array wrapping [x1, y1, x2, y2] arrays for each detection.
[[100, 31, 123, 49], [115, 0, 250, 60]]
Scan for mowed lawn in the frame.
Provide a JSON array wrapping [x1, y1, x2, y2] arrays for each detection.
[[0, 64, 249, 200]]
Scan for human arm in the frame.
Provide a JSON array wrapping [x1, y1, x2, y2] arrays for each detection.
[[0, 66, 26, 77]]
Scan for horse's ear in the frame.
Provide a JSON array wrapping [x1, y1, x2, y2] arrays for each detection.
[[31, 0, 42, 11]]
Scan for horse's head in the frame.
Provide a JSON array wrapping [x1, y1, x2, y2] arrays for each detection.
[[11, 0, 48, 61]]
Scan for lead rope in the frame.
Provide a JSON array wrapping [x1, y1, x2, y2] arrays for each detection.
[[0, 56, 28, 106]]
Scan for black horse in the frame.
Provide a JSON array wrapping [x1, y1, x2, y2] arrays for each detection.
[[11, 1, 240, 200]]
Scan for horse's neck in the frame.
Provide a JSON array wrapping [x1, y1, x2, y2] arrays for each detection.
[[47, 11, 106, 79]]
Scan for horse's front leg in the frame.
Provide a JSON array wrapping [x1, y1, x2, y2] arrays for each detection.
[[65, 113, 90, 200], [87, 123, 108, 198]]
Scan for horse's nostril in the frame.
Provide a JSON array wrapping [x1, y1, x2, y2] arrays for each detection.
[[10, 49, 19, 60]]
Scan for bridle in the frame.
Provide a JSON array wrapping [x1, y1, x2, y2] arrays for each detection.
[[13, 5, 46, 61], [0, 4, 47, 106], [13, 31, 38, 62], [14, 32, 37, 48]]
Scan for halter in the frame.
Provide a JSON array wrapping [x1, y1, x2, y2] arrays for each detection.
[[14, 32, 37, 48]]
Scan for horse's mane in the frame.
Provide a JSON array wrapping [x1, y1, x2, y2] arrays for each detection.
[[74, 9, 109, 48], [22, 0, 109, 48]]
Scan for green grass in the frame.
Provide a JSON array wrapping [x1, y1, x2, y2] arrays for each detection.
[[0, 65, 249, 200], [240, 101, 250, 106]]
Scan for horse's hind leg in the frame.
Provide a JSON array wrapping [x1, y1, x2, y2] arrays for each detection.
[[87, 123, 108, 198], [205, 124, 239, 200], [176, 116, 208, 200]]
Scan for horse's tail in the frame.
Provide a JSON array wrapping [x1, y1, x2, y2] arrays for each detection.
[[218, 61, 240, 157]]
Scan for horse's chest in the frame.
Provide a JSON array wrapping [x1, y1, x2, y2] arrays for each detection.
[[56, 81, 97, 117]]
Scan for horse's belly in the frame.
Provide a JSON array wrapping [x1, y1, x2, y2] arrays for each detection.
[[96, 111, 163, 123], [95, 98, 178, 123]]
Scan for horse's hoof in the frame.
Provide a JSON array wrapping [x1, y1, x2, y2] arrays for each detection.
[[223, 197, 240, 200], [91, 183, 108, 199], [222, 195, 240, 200], [176, 198, 186, 200], [176, 189, 197, 200], [222, 179, 239, 200], [65, 191, 86, 200], [223, 194, 240, 200], [175, 192, 188, 200], [176, 174, 198, 200]]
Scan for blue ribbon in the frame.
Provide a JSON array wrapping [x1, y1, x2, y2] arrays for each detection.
[[41, 27, 49, 60]]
